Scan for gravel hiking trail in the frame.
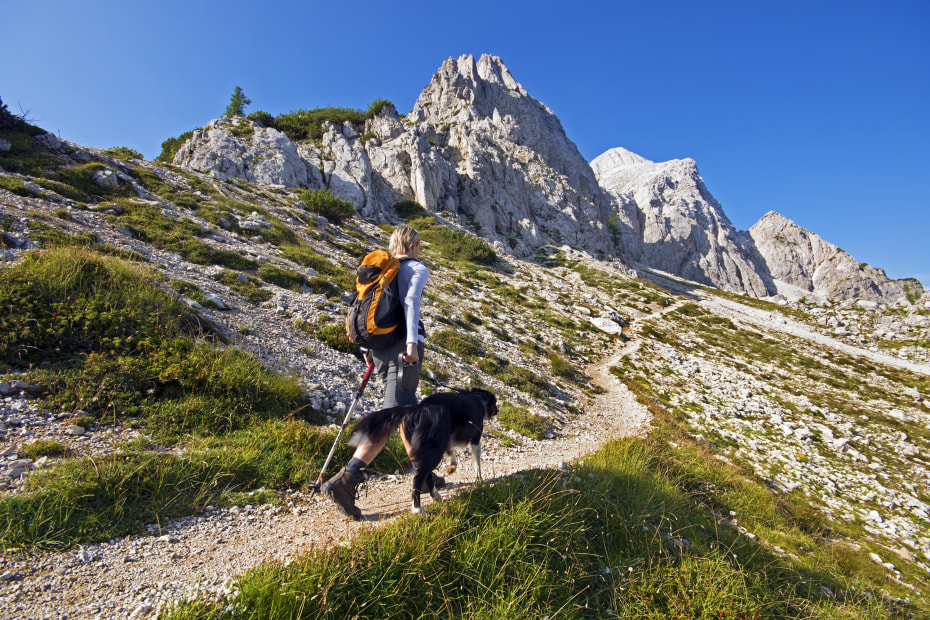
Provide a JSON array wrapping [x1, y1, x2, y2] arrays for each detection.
[[0, 333, 656, 620]]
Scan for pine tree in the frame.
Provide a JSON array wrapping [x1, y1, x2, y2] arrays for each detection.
[[224, 86, 251, 118]]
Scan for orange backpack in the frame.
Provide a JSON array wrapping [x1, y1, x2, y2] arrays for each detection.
[[345, 250, 408, 350]]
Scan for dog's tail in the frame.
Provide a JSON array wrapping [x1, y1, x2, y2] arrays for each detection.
[[349, 404, 416, 446]]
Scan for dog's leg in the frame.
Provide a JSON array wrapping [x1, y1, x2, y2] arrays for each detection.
[[411, 467, 430, 515], [410, 489, 424, 515], [472, 442, 483, 482], [445, 449, 458, 476], [429, 472, 443, 502]]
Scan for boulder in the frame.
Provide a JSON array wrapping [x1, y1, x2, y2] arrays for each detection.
[[174, 118, 310, 187]]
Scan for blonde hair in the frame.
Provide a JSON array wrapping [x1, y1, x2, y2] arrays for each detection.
[[389, 224, 419, 256]]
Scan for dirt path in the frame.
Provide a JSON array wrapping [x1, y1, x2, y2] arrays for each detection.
[[2, 341, 653, 620]]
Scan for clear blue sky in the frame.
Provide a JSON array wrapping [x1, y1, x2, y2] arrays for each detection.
[[3, 1, 928, 285]]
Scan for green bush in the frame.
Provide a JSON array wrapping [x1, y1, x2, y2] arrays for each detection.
[[247, 110, 275, 127], [213, 270, 272, 304], [549, 352, 578, 380], [393, 199, 428, 220], [20, 440, 70, 459], [157, 130, 194, 163], [260, 100, 393, 142], [0, 175, 40, 197], [366, 99, 393, 117], [498, 365, 551, 399], [316, 323, 357, 356], [280, 244, 354, 292], [298, 188, 355, 224], [103, 147, 143, 161], [179, 239, 258, 271], [408, 216, 497, 265], [305, 277, 339, 297], [22, 162, 134, 202]]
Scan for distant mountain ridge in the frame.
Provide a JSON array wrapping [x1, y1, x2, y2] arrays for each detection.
[[171, 54, 923, 305], [749, 211, 923, 303]]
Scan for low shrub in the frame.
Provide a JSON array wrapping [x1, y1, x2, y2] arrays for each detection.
[[549, 352, 578, 380], [256, 101, 394, 142], [179, 239, 258, 271], [0, 175, 40, 197], [316, 323, 357, 356], [212, 270, 272, 304], [393, 199, 428, 220], [20, 440, 70, 459], [280, 244, 353, 292], [103, 147, 143, 161], [298, 188, 355, 224], [157, 130, 195, 164]]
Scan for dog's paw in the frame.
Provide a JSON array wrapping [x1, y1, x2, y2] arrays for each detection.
[[431, 489, 443, 502], [410, 506, 426, 516], [445, 465, 457, 476]]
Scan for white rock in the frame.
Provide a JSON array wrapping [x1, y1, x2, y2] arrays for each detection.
[[92, 168, 120, 188], [888, 409, 908, 422], [593, 148, 771, 297], [591, 316, 622, 334]]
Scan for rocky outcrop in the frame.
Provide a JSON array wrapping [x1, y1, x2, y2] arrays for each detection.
[[394, 54, 616, 257], [749, 211, 924, 304], [173, 117, 309, 187], [172, 55, 617, 258], [592, 147, 774, 297]]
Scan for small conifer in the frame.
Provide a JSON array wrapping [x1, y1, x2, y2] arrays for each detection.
[[224, 86, 251, 118]]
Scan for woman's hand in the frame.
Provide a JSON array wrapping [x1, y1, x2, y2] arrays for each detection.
[[403, 341, 419, 364]]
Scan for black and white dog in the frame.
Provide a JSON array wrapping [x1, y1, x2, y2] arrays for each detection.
[[350, 389, 498, 514]]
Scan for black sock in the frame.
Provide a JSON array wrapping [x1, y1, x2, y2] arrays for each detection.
[[346, 457, 366, 475]]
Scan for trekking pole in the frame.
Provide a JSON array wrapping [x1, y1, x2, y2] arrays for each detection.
[[309, 361, 375, 499]]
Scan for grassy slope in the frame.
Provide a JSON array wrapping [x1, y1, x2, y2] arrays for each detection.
[[0, 123, 926, 616]]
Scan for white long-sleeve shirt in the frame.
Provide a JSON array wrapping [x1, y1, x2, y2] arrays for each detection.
[[397, 259, 429, 344]]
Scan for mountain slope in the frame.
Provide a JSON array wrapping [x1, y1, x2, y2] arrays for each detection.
[[1, 109, 929, 615]]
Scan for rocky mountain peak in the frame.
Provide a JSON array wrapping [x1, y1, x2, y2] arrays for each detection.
[[590, 146, 652, 171], [164, 56, 918, 302], [749, 211, 924, 303], [411, 54, 528, 126], [592, 147, 773, 297]]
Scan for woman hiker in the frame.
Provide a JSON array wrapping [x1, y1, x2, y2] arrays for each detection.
[[322, 224, 431, 519]]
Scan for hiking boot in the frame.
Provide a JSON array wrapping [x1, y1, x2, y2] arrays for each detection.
[[322, 467, 364, 520]]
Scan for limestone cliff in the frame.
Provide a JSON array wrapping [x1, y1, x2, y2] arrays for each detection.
[[591, 147, 774, 297], [169, 56, 918, 303], [174, 54, 616, 258], [749, 211, 924, 303]]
